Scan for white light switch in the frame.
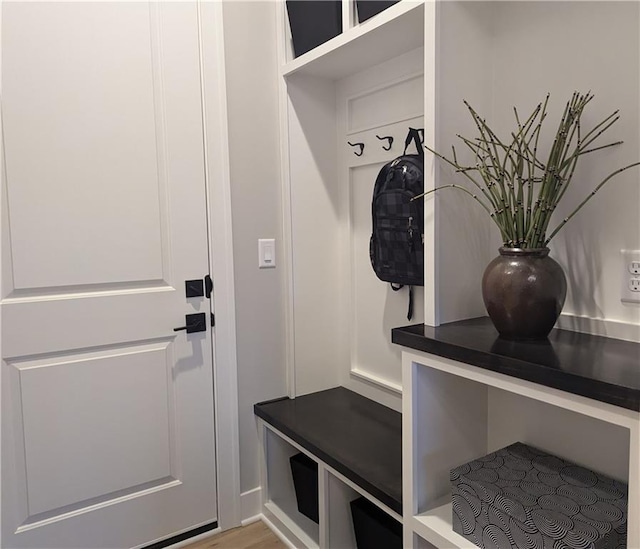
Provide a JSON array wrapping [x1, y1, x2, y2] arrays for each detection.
[[258, 238, 276, 268]]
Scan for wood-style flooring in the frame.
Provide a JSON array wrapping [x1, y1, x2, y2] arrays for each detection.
[[183, 521, 286, 549]]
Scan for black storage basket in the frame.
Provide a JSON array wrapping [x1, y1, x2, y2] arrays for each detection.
[[356, 1, 399, 23], [286, 0, 342, 58], [350, 496, 402, 549], [289, 453, 319, 523]]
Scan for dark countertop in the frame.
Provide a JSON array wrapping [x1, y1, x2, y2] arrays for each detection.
[[254, 387, 402, 514], [392, 317, 640, 412]]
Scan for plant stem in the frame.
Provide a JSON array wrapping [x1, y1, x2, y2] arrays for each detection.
[[420, 92, 638, 248], [545, 162, 640, 244]]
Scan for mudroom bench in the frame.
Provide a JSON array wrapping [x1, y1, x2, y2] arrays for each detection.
[[254, 387, 402, 549]]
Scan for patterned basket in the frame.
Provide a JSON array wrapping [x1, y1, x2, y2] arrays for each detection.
[[450, 442, 628, 549]]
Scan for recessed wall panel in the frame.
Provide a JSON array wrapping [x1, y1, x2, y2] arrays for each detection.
[[347, 75, 422, 133], [15, 343, 172, 516], [2, 3, 165, 290], [350, 163, 423, 388]]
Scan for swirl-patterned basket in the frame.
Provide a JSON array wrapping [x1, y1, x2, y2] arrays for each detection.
[[450, 442, 628, 549]]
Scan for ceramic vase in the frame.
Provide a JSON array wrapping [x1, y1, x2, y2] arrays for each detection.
[[482, 247, 567, 340]]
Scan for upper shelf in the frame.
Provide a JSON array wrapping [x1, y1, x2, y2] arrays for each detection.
[[392, 317, 640, 412], [282, 0, 424, 80]]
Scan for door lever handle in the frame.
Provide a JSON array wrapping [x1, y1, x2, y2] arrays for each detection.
[[173, 313, 206, 334]]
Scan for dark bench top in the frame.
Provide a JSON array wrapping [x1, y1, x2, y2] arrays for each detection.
[[254, 387, 402, 515], [392, 317, 640, 412]]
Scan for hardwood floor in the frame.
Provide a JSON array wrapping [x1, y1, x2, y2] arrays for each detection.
[[183, 521, 286, 549]]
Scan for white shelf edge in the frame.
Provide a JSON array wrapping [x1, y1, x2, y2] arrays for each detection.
[[324, 465, 403, 525], [264, 501, 320, 549], [263, 422, 317, 461], [281, 0, 424, 79], [413, 500, 476, 549], [402, 350, 639, 429]]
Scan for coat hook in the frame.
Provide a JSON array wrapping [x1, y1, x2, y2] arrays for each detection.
[[376, 135, 394, 151], [347, 141, 364, 156]]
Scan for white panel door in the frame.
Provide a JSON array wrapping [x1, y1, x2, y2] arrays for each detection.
[[1, 3, 218, 548]]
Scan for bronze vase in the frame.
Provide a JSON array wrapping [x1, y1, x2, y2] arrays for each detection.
[[482, 247, 567, 340]]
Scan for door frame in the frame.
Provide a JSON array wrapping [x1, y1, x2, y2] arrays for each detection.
[[198, 1, 242, 533], [0, 0, 242, 541]]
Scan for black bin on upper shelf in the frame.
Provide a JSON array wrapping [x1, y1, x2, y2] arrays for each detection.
[[289, 453, 319, 523], [350, 497, 402, 549], [286, 0, 342, 58], [356, 1, 399, 23]]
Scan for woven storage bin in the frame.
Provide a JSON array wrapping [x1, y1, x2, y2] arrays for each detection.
[[450, 442, 627, 549]]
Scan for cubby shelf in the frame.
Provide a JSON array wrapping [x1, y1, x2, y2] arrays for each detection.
[[255, 388, 402, 549], [412, 501, 472, 549], [398, 320, 640, 548], [281, 0, 423, 80]]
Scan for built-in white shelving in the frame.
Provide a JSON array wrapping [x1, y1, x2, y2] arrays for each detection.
[[282, 1, 424, 79], [256, 388, 403, 549], [261, 427, 320, 547], [272, 0, 640, 546], [402, 348, 640, 548]]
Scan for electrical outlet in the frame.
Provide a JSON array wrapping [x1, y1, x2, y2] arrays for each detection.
[[621, 250, 640, 303]]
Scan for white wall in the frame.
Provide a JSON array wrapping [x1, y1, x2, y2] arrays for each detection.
[[435, 2, 497, 325], [490, 2, 640, 331], [433, 2, 640, 336], [222, 1, 287, 500], [286, 72, 344, 397]]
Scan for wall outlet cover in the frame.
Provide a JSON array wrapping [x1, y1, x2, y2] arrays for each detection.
[[621, 250, 640, 303]]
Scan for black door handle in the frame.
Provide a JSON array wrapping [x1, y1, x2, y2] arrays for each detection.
[[173, 313, 207, 333]]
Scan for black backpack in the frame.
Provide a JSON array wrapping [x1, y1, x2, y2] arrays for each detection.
[[369, 128, 424, 320]]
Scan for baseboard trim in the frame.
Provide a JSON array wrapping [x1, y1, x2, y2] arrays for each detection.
[[557, 313, 640, 343], [240, 487, 262, 524], [260, 513, 298, 549], [241, 514, 262, 527]]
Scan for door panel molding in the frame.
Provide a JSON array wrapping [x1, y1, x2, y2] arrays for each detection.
[[9, 341, 175, 517], [2, 2, 173, 293], [149, 2, 174, 292], [3, 279, 174, 302], [16, 479, 182, 534]]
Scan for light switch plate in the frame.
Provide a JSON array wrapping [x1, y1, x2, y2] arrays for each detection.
[[259, 238, 276, 269]]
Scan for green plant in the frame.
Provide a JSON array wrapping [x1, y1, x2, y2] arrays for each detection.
[[414, 92, 640, 248]]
